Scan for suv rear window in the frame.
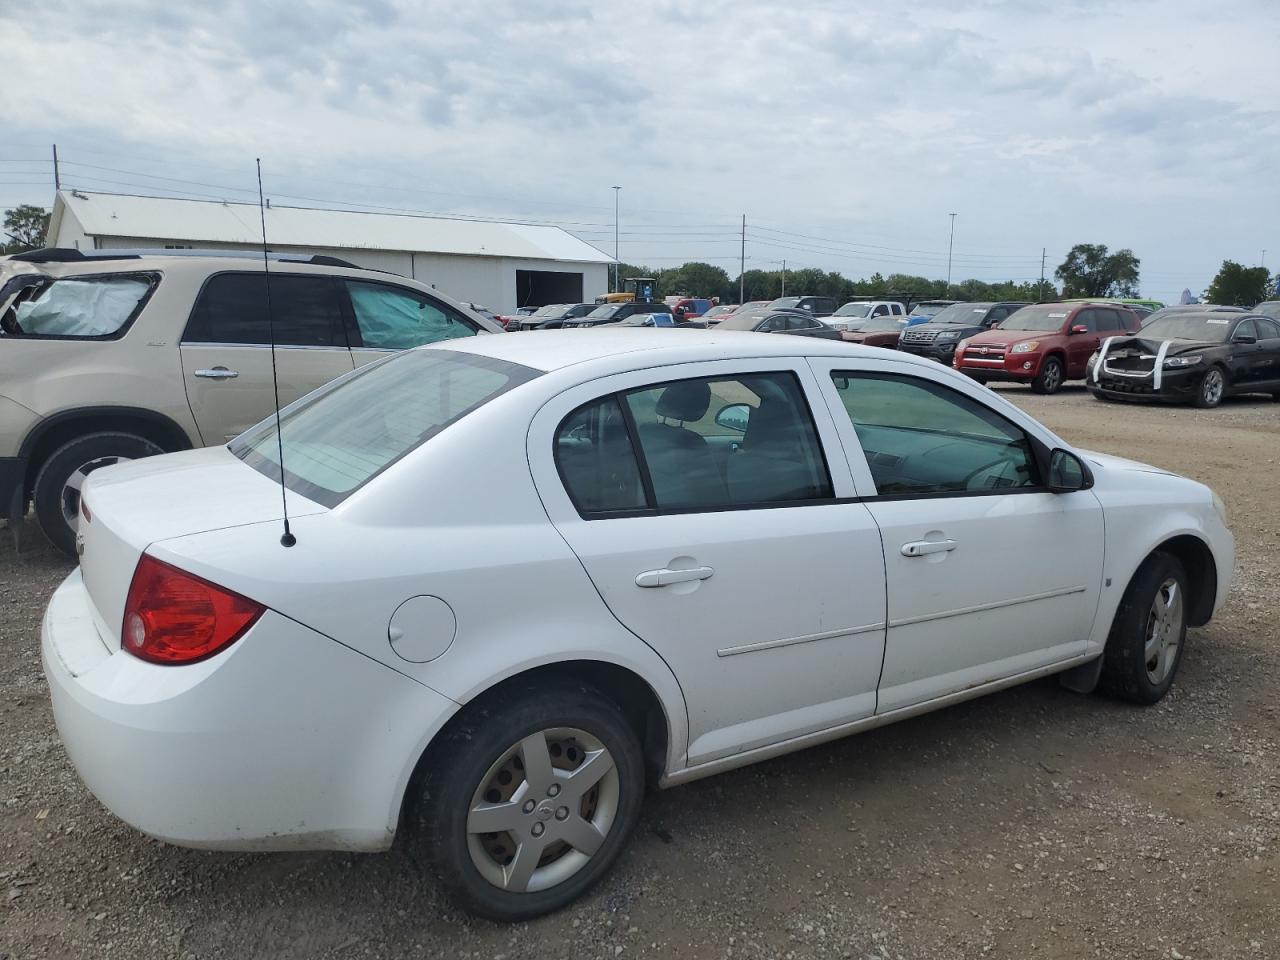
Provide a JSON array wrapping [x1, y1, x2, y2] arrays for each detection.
[[230, 349, 539, 506], [0, 273, 157, 339]]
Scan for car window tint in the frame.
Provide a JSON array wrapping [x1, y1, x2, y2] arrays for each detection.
[[345, 281, 478, 349], [621, 372, 833, 510], [872, 305, 888, 316], [1235, 319, 1258, 340], [1074, 310, 1098, 333], [555, 396, 648, 514], [829, 372, 1040, 496], [1256, 318, 1280, 339], [184, 274, 346, 347]]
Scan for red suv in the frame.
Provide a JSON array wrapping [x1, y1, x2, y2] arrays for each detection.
[[954, 302, 1140, 394]]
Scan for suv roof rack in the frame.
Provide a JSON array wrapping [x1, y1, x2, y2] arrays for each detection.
[[8, 248, 364, 269]]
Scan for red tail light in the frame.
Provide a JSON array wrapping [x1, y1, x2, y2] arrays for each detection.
[[122, 555, 265, 665]]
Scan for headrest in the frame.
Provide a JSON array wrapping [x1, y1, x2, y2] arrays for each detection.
[[655, 381, 711, 422]]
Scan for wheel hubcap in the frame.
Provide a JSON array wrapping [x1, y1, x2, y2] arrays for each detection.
[[1045, 363, 1061, 391], [1203, 371, 1223, 405], [466, 727, 619, 893], [1144, 577, 1184, 685], [61, 456, 131, 532]]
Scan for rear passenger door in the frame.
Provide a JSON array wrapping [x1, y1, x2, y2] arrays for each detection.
[[341, 279, 481, 368], [1255, 318, 1280, 388], [180, 273, 355, 444], [528, 360, 888, 767]]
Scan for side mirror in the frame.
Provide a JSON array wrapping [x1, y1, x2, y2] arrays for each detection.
[[1048, 448, 1091, 493], [1069, 324, 1089, 335], [1233, 334, 1257, 344], [714, 403, 751, 434]]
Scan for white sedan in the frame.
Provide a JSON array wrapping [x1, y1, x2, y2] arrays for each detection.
[[43, 331, 1233, 921]]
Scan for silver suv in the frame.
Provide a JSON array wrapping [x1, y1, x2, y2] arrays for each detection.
[[0, 248, 501, 554]]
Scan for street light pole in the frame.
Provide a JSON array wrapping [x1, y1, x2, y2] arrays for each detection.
[[946, 213, 957, 294], [612, 186, 621, 293]]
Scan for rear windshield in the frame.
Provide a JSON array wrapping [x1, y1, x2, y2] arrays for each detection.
[[230, 349, 539, 506], [908, 302, 952, 316], [0, 273, 157, 338]]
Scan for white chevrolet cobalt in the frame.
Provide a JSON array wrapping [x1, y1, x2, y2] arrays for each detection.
[[43, 331, 1232, 920]]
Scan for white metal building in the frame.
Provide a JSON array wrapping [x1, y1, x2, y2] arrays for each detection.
[[45, 190, 613, 313]]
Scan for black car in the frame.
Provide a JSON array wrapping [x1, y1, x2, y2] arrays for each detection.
[[564, 301, 674, 328], [897, 301, 1028, 363], [1088, 312, 1280, 408], [716, 308, 841, 339], [510, 302, 596, 330], [766, 295, 838, 318]]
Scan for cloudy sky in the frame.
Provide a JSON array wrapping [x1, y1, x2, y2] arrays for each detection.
[[3, 0, 1277, 301]]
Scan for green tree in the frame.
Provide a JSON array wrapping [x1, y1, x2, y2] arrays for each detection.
[[656, 262, 733, 301], [3, 204, 50, 253], [1204, 260, 1273, 307], [1054, 244, 1140, 298]]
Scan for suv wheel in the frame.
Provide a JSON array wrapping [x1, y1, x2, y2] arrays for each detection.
[[1031, 356, 1064, 395], [409, 681, 644, 921], [33, 432, 164, 556]]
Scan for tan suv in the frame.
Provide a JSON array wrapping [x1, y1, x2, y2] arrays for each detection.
[[0, 248, 500, 554]]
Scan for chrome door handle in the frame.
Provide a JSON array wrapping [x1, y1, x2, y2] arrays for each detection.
[[901, 539, 957, 558], [635, 565, 715, 588], [194, 367, 239, 379]]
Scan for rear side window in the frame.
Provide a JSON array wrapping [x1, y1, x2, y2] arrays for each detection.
[[0, 273, 157, 339], [184, 273, 347, 347], [345, 281, 478, 349], [231, 350, 538, 506]]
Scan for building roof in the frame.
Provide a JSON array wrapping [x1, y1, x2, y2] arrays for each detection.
[[49, 190, 614, 264]]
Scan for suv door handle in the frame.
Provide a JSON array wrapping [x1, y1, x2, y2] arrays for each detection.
[[901, 539, 957, 558], [635, 565, 715, 588], [194, 367, 239, 380]]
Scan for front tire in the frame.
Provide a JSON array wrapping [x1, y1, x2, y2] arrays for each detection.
[[1193, 366, 1226, 408], [1031, 356, 1064, 395], [32, 432, 163, 556], [409, 681, 645, 921], [1098, 552, 1189, 704]]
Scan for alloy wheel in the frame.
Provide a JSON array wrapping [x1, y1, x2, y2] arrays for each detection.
[[1200, 369, 1224, 406], [466, 727, 620, 894], [1043, 360, 1062, 393], [1144, 577, 1184, 685]]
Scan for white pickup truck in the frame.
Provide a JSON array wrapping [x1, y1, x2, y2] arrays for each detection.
[[824, 300, 908, 332]]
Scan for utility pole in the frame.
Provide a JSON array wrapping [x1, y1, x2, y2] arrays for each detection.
[[946, 213, 957, 293], [1040, 247, 1046, 300], [52, 144, 61, 191], [739, 214, 746, 304], [612, 186, 621, 293], [781, 259, 786, 297]]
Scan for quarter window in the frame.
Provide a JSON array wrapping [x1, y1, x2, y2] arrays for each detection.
[[829, 372, 1040, 496], [184, 273, 347, 347], [2, 273, 157, 339], [345, 281, 478, 349], [555, 372, 833, 515]]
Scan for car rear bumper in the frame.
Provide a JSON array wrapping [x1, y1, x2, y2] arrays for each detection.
[[0, 456, 26, 520], [43, 569, 458, 852]]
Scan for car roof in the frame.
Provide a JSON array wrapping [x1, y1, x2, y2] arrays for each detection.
[[432, 328, 937, 375]]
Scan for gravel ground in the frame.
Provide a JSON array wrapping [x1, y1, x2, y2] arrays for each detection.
[[2, 384, 1278, 960]]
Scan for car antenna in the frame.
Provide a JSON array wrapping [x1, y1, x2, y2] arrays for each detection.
[[256, 158, 296, 548]]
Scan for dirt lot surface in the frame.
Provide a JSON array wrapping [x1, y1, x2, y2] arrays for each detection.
[[2, 384, 1278, 960]]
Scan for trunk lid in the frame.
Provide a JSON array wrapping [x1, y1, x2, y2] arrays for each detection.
[[77, 445, 325, 646]]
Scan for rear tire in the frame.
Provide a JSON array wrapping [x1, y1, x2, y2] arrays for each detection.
[[1098, 552, 1189, 704], [32, 432, 163, 557], [1031, 356, 1064, 395], [1193, 366, 1226, 408], [408, 680, 644, 921]]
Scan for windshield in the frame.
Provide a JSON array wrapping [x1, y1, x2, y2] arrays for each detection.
[[703, 305, 735, 319], [834, 303, 871, 317], [1, 273, 157, 338], [1256, 302, 1280, 319], [928, 303, 991, 325], [231, 350, 539, 506], [1138, 315, 1236, 343], [997, 305, 1070, 332], [769, 297, 802, 309], [619, 310, 667, 326], [718, 310, 770, 331], [586, 304, 622, 320], [530, 304, 567, 319], [908, 302, 953, 317]]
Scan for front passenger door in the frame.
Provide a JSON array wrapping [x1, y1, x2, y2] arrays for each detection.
[[812, 361, 1103, 712]]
